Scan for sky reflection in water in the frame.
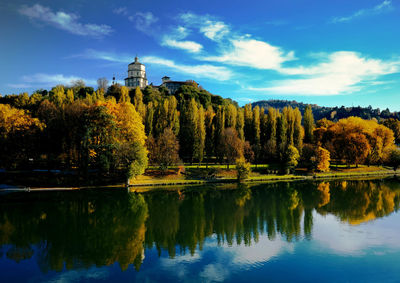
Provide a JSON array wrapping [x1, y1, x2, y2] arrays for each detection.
[[1, 178, 400, 282]]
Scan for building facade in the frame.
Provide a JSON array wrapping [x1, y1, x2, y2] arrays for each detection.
[[124, 58, 197, 94], [124, 57, 148, 88]]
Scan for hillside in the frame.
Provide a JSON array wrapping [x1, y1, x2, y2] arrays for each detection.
[[252, 100, 400, 121]]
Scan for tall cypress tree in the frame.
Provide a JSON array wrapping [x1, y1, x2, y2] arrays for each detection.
[[303, 105, 315, 144]]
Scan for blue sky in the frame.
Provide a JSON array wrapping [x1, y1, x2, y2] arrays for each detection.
[[1, 0, 400, 109]]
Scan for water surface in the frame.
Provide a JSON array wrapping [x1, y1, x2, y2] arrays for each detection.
[[1, 178, 400, 282]]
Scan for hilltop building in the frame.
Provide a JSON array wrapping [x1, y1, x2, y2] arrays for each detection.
[[124, 57, 197, 94], [124, 57, 148, 88]]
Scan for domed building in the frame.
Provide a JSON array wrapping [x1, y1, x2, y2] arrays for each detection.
[[124, 57, 148, 88]]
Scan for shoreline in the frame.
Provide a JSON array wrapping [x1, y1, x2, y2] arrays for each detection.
[[1, 170, 398, 193]]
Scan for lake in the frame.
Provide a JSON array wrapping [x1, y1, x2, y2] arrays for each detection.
[[1, 178, 400, 282]]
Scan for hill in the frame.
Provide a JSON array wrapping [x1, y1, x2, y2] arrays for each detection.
[[252, 100, 400, 121]]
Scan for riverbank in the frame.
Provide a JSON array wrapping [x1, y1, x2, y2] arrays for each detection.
[[130, 165, 399, 191], [1, 165, 398, 193]]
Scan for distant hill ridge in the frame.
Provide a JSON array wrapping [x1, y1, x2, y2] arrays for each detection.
[[251, 100, 400, 121]]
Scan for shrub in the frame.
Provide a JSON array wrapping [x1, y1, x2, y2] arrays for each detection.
[[236, 158, 251, 182]]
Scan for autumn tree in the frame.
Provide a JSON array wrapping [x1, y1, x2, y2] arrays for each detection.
[[155, 128, 180, 170], [236, 108, 245, 141], [303, 105, 314, 143], [265, 107, 278, 161], [0, 104, 45, 168], [133, 87, 146, 120], [220, 128, 244, 168], [244, 103, 253, 143]]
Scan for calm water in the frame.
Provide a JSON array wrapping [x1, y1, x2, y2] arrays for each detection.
[[1, 178, 400, 282]]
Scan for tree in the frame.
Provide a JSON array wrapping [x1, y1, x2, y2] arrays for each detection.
[[194, 105, 206, 165], [284, 145, 300, 173], [293, 108, 304, 154], [97, 77, 109, 92], [225, 104, 237, 129], [155, 128, 180, 170], [252, 106, 261, 164], [236, 108, 245, 141], [383, 118, 400, 144], [387, 147, 400, 171], [220, 128, 244, 168], [236, 157, 251, 182], [244, 103, 253, 143], [0, 104, 45, 168], [179, 98, 198, 162], [277, 112, 288, 162], [243, 141, 255, 163], [314, 147, 330, 172], [265, 107, 278, 161], [204, 106, 215, 164], [303, 105, 314, 143], [119, 86, 131, 103], [133, 87, 146, 120]]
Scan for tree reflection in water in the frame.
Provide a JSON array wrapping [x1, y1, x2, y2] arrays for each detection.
[[0, 178, 399, 272]]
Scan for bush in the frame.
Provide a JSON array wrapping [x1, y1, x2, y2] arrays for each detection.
[[236, 158, 251, 182]]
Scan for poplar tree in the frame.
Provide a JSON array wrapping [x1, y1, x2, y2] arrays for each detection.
[[244, 103, 253, 143], [225, 104, 237, 129], [252, 106, 261, 164], [277, 112, 288, 162], [205, 106, 215, 164], [293, 108, 304, 154], [194, 105, 206, 165], [236, 108, 245, 141], [133, 87, 146, 120], [265, 107, 278, 161], [214, 106, 225, 162], [303, 105, 315, 144], [145, 102, 154, 137], [179, 98, 198, 163]]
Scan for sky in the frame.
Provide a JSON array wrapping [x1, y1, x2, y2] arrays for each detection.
[[1, 0, 400, 110]]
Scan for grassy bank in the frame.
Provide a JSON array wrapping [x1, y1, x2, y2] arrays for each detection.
[[131, 165, 398, 188]]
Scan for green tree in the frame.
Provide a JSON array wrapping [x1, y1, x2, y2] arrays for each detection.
[[236, 108, 245, 141], [303, 105, 314, 143], [194, 105, 206, 165], [236, 157, 251, 182]]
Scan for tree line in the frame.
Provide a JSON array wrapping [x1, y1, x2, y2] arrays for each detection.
[[1, 80, 400, 181]]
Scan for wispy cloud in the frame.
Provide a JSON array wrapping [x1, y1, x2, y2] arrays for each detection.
[[70, 49, 132, 63], [171, 13, 295, 70], [250, 51, 400, 95], [161, 26, 203, 53], [331, 0, 394, 23], [128, 12, 158, 33], [180, 13, 230, 41], [19, 73, 97, 87], [18, 4, 113, 38], [113, 7, 128, 16], [142, 56, 233, 81]]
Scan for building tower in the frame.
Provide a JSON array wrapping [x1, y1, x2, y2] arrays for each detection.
[[124, 56, 148, 88]]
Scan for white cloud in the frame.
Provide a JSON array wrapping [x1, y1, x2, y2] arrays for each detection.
[[129, 12, 158, 33], [18, 4, 113, 38], [162, 38, 203, 53], [21, 73, 97, 87], [250, 51, 400, 95], [72, 49, 132, 63], [203, 38, 295, 70], [142, 56, 233, 81], [332, 0, 393, 23], [180, 13, 230, 41], [161, 26, 203, 53], [175, 13, 295, 70], [113, 7, 128, 16]]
